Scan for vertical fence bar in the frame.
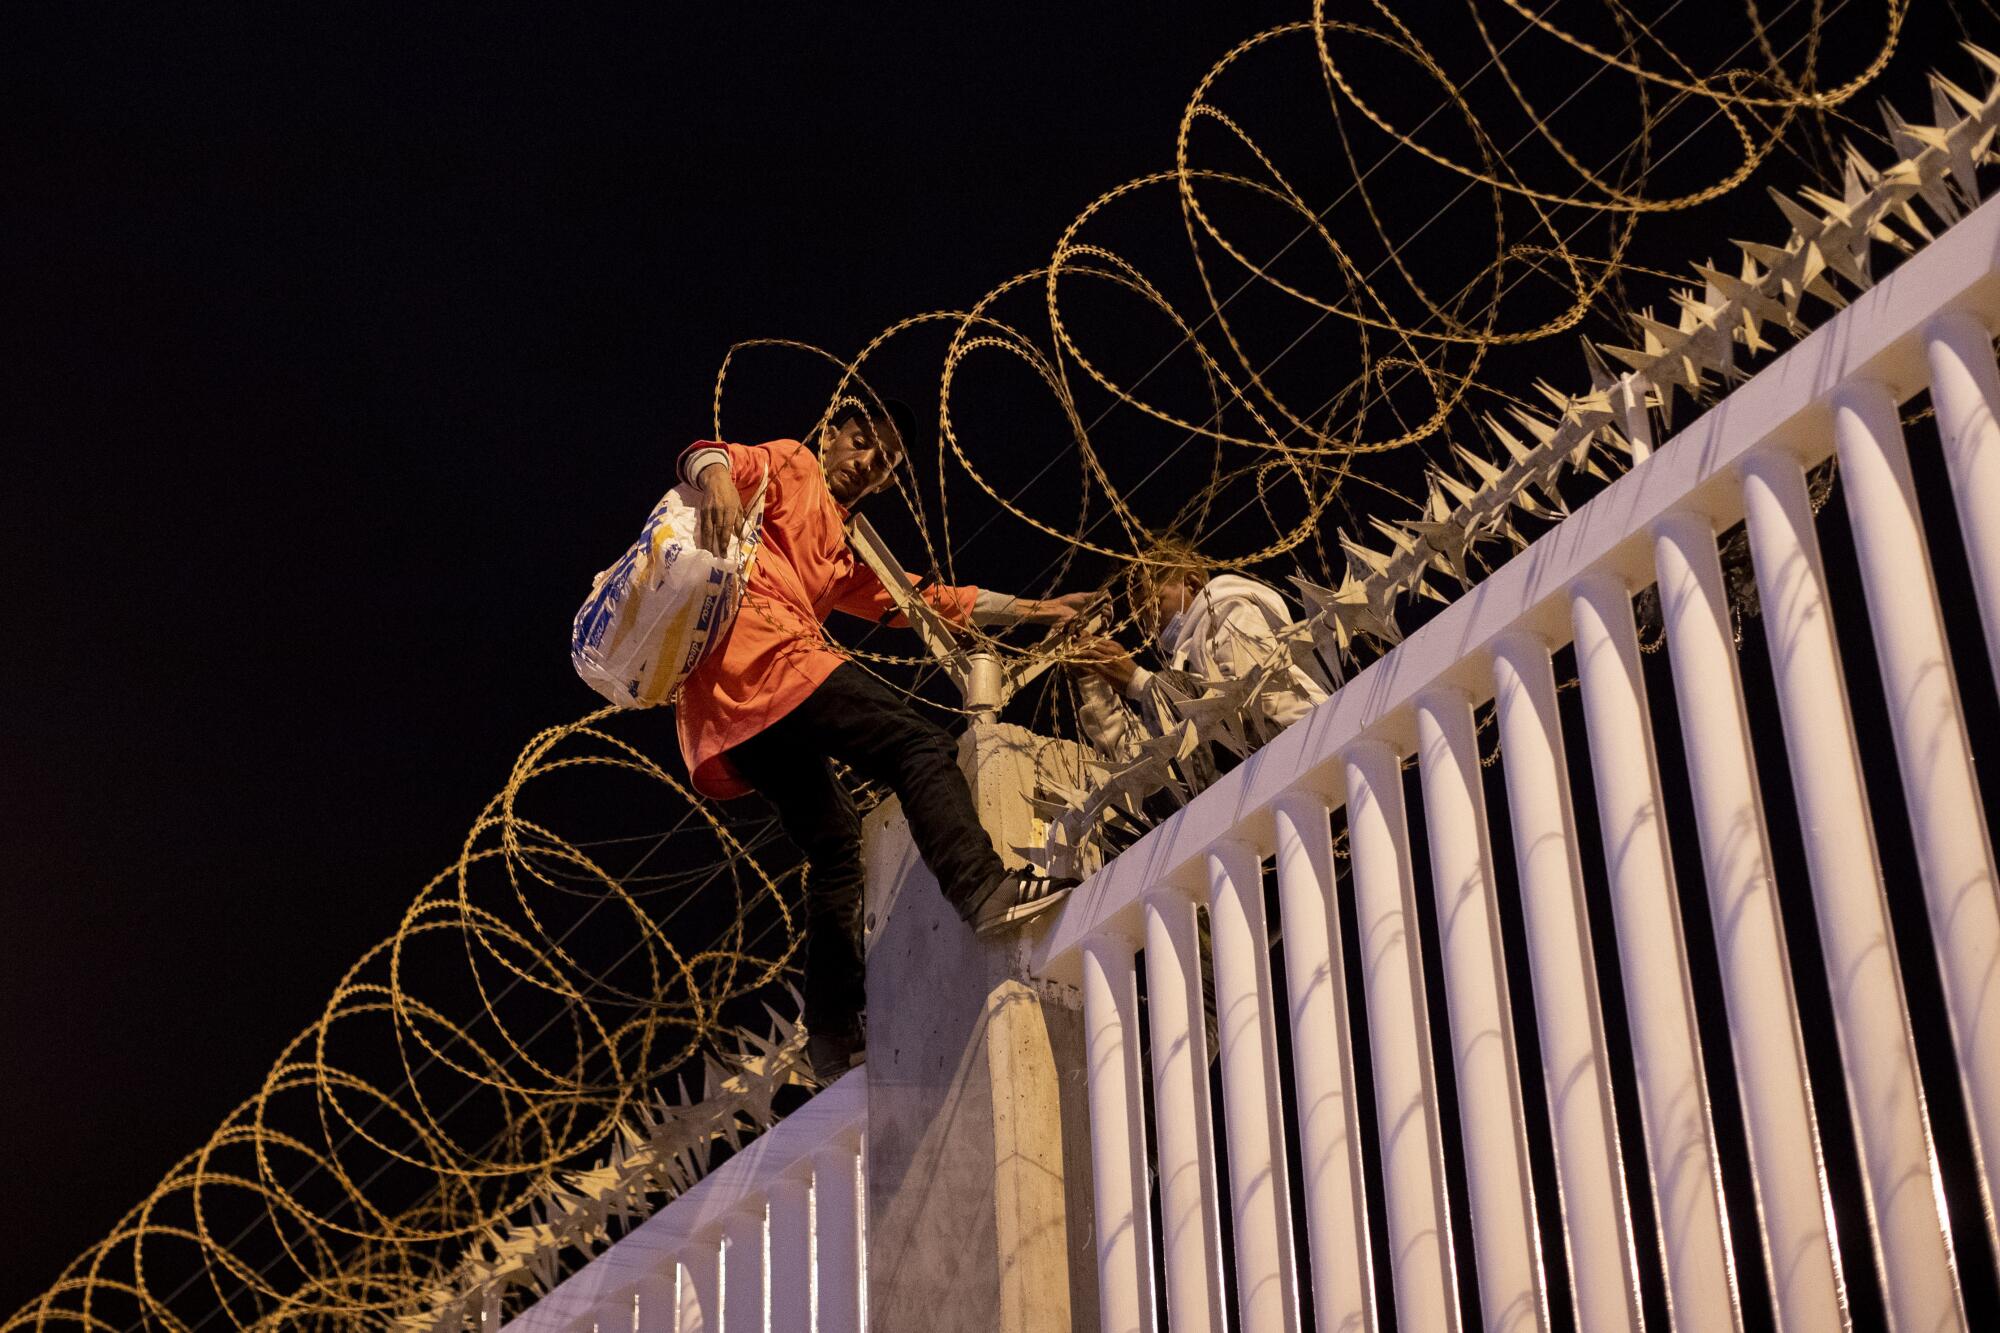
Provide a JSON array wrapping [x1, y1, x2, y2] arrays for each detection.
[[1739, 445, 1966, 1328], [722, 1204, 765, 1333], [1272, 788, 1378, 1333], [1344, 737, 1463, 1333], [1207, 841, 1306, 1333], [1617, 375, 1656, 463], [1569, 571, 1741, 1329], [630, 1274, 674, 1333], [1082, 933, 1160, 1333], [811, 1132, 863, 1333], [1923, 310, 2000, 695], [678, 1235, 722, 1333], [1490, 630, 1644, 1332], [1143, 891, 1229, 1333], [1413, 687, 1550, 1333], [1652, 509, 1846, 1330], [1832, 377, 2000, 1266], [766, 1171, 811, 1333]]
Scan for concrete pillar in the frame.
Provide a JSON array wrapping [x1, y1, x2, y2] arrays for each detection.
[[861, 721, 1099, 1332]]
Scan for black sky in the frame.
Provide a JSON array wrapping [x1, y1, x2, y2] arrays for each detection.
[[5, 1, 1305, 1307], [8, 0, 1995, 1320]]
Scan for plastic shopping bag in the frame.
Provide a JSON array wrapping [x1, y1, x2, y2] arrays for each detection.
[[570, 462, 768, 709]]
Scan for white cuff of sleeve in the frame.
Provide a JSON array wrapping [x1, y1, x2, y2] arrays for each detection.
[[971, 590, 1033, 626], [682, 447, 730, 488], [1124, 665, 1154, 699]]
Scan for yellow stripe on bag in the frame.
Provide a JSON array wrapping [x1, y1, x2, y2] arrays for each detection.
[[634, 600, 705, 707], [599, 604, 640, 661]]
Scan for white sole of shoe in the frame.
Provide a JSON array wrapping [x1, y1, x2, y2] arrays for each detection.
[[972, 884, 1073, 937]]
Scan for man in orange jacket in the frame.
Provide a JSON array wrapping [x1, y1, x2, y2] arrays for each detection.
[[679, 399, 1090, 1077]]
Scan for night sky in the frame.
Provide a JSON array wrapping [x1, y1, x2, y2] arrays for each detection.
[[8, 1, 1996, 1321], [5, 1, 1308, 1307]]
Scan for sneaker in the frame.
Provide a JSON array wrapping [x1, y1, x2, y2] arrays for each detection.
[[805, 1020, 865, 1084], [957, 869, 1079, 937]]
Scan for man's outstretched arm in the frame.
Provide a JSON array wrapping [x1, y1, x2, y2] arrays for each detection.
[[969, 590, 1096, 626], [831, 564, 1092, 630]]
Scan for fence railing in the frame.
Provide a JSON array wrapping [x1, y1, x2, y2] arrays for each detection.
[[503, 1068, 866, 1333], [507, 190, 2000, 1333], [1036, 193, 2000, 1331]]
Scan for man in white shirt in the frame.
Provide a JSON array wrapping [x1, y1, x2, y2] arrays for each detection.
[[1075, 536, 1328, 752]]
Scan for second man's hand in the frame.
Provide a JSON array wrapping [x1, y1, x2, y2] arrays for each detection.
[[1071, 635, 1141, 690], [1030, 591, 1102, 625], [695, 460, 744, 557]]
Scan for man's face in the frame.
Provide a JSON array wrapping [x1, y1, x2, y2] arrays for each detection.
[[820, 414, 905, 505]]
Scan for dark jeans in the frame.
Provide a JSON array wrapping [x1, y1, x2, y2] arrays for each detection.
[[724, 663, 1004, 1033]]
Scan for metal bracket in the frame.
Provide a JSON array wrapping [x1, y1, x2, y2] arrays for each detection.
[[846, 513, 974, 692]]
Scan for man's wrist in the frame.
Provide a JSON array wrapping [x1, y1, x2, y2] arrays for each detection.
[[683, 446, 732, 489], [970, 590, 1031, 627], [698, 460, 731, 488]]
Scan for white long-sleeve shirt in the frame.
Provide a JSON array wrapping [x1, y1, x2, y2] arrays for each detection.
[[1126, 574, 1327, 745]]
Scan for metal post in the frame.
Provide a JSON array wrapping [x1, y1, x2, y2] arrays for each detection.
[[1344, 737, 1462, 1333], [1206, 841, 1304, 1333], [1652, 510, 1843, 1330], [1491, 630, 1643, 1332], [1831, 377, 2000, 1269], [722, 1204, 765, 1333], [766, 1171, 812, 1333], [1271, 789, 1377, 1333], [1082, 934, 1159, 1333], [1413, 686, 1548, 1333], [811, 1133, 864, 1333], [1740, 444, 1964, 1328], [966, 651, 1005, 725], [1617, 375, 1655, 463], [1923, 310, 2000, 696], [1142, 892, 1228, 1333], [678, 1234, 723, 1333], [1569, 571, 1739, 1329]]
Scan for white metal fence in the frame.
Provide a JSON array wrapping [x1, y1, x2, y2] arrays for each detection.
[[1038, 194, 2000, 1331], [509, 191, 2000, 1333], [503, 1069, 866, 1333]]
